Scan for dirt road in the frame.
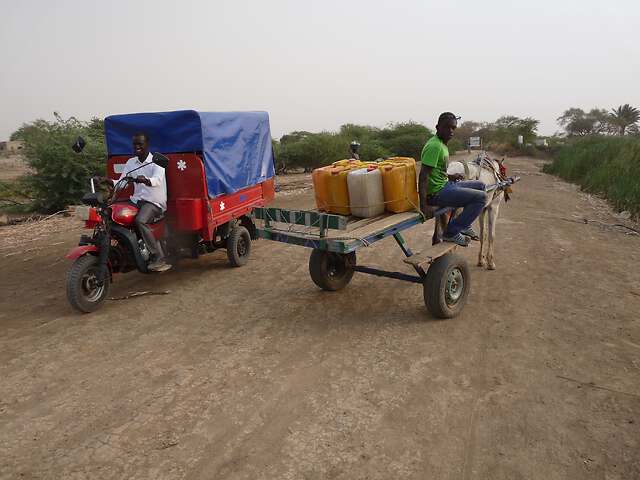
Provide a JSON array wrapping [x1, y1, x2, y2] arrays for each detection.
[[1, 155, 639, 479]]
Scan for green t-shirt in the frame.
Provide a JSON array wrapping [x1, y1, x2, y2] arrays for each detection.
[[420, 135, 449, 195]]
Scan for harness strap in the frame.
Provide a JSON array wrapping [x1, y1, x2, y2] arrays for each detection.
[[462, 161, 471, 180]]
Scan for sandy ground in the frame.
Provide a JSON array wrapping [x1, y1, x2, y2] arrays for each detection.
[[0, 155, 639, 479]]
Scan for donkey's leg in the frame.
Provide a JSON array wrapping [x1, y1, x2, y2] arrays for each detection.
[[486, 204, 500, 270], [477, 208, 488, 267]]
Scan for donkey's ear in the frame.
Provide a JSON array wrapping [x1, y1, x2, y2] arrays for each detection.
[[499, 157, 505, 165]]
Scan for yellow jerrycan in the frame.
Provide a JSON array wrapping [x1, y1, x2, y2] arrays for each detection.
[[380, 158, 419, 213], [325, 166, 352, 215], [312, 166, 333, 211]]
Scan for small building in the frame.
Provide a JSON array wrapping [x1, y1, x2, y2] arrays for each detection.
[[0, 140, 25, 155], [534, 138, 549, 147]]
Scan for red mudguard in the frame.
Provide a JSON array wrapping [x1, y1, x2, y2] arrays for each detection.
[[66, 245, 98, 260]]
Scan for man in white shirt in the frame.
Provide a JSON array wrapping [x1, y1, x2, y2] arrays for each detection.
[[98, 133, 170, 272]]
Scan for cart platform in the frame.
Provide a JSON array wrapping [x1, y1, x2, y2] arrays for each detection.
[[254, 206, 468, 318], [254, 208, 443, 253]]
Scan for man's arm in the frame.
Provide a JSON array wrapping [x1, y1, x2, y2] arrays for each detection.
[[98, 159, 130, 188], [419, 140, 441, 219], [418, 166, 434, 218], [143, 162, 165, 187]]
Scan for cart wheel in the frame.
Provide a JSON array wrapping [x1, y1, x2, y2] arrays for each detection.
[[423, 254, 470, 319], [227, 226, 251, 267], [309, 249, 356, 291]]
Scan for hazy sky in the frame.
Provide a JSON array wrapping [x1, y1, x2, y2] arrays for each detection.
[[2, 0, 638, 140]]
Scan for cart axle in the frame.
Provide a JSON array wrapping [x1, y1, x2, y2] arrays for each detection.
[[353, 265, 423, 284]]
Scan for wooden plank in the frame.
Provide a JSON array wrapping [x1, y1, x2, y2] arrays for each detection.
[[256, 211, 424, 249], [402, 242, 458, 268], [253, 207, 348, 230], [331, 211, 422, 239], [342, 215, 384, 232], [256, 227, 349, 253]]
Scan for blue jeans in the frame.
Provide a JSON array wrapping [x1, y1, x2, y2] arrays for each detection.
[[429, 181, 487, 236]]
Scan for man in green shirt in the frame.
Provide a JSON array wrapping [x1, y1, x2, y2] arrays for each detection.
[[418, 112, 487, 246]]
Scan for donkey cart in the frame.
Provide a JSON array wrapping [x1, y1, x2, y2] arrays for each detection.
[[254, 207, 468, 318]]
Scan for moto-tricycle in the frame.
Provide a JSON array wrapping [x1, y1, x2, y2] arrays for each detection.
[[66, 110, 275, 313]]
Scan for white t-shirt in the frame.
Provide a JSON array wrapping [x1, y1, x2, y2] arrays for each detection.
[[113, 153, 167, 211]]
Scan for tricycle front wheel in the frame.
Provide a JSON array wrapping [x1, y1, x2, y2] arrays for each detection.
[[423, 253, 470, 319], [66, 255, 111, 313], [309, 249, 356, 291]]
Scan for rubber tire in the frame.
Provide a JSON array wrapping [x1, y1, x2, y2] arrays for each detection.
[[226, 226, 251, 267], [66, 255, 111, 313], [423, 253, 470, 319], [309, 249, 356, 291]]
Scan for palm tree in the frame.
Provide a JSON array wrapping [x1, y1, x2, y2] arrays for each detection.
[[609, 104, 640, 135]]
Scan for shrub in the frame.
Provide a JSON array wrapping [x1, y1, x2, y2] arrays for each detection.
[[543, 136, 640, 216], [12, 114, 107, 212]]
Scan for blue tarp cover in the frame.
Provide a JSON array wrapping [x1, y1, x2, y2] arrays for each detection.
[[104, 110, 275, 197]]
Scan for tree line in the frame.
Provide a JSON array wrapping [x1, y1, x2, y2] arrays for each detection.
[[557, 104, 640, 137], [3, 104, 638, 213], [274, 115, 541, 173]]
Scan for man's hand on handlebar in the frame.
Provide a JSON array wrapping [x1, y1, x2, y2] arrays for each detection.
[[135, 175, 151, 186]]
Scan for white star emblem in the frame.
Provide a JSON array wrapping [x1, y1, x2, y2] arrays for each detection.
[[219, 201, 225, 211], [177, 159, 187, 171]]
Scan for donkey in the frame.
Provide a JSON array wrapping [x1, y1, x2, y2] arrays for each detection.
[[433, 152, 510, 270]]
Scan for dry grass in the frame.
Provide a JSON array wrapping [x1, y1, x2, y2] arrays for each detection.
[[0, 211, 82, 258]]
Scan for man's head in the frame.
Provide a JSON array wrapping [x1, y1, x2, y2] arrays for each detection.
[[436, 112, 459, 145], [132, 132, 150, 160]]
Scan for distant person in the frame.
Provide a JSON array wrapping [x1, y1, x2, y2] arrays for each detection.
[[418, 112, 487, 246], [95, 133, 170, 271], [349, 140, 360, 160]]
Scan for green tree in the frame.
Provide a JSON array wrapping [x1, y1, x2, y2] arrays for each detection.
[[338, 123, 379, 142], [279, 131, 312, 146], [358, 141, 391, 161], [279, 133, 345, 172], [491, 116, 539, 145], [589, 109, 613, 134], [376, 121, 431, 160], [14, 113, 107, 212], [453, 121, 482, 148], [610, 104, 640, 136], [271, 139, 285, 174], [557, 107, 612, 136]]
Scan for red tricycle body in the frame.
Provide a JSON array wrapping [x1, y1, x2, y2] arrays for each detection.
[[66, 110, 276, 313], [107, 152, 274, 241]]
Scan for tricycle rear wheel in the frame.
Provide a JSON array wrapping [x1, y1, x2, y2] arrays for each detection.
[[423, 253, 470, 319], [66, 255, 111, 313], [226, 225, 251, 267], [309, 249, 356, 291]]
